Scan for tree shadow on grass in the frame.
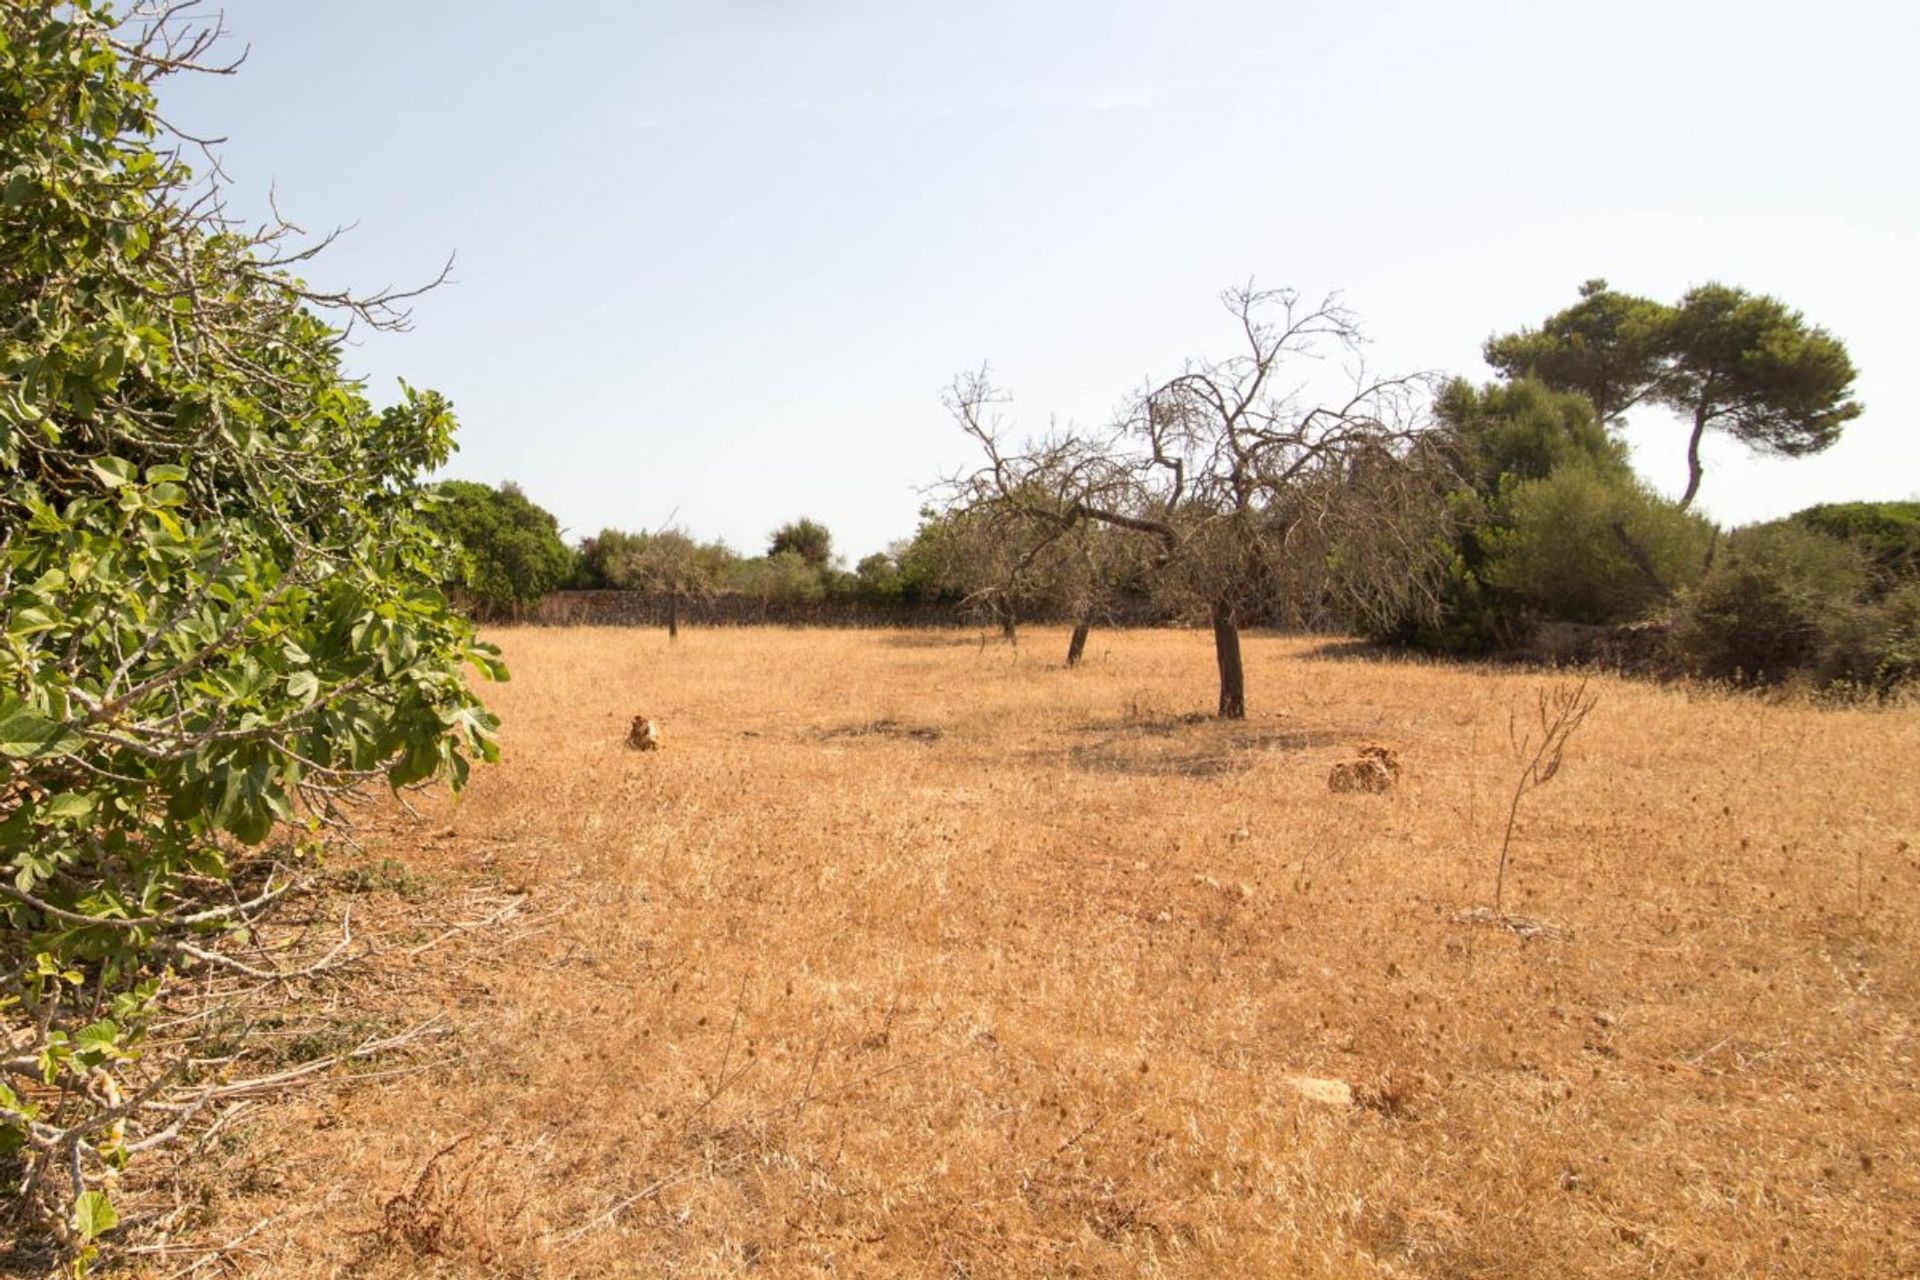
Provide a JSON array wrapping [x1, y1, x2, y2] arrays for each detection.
[[1062, 717, 1341, 778], [812, 718, 946, 744], [1298, 637, 1408, 664], [876, 631, 994, 649]]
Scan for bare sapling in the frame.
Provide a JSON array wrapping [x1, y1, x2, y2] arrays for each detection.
[[1492, 679, 1598, 914]]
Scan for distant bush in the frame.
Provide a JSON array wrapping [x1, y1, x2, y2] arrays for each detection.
[[746, 549, 829, 604], [851, 551, 905, 603], [1791, 501, 1920, 588], [889, 511, 978, 606], [1668, 522, 1873, 684], [576, 528, 744, 595], [768, 517, 835, 569], [1375, 378, 1643, 651], [1812, 581, 1920, 696], [1434, 376, 1629, 492], [573, 528, 642, 589], [425, 481, 577, 615], [1488, 464, 1714, 626]]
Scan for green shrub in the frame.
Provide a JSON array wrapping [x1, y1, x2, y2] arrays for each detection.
[[1488, 464, 1714, 625], [423, 480, 576, 615], [851, 552, 904, 604], [1668, 522, 1871, 683], [1372, 379, 1637, 652], [1791, 501, 1920, 588], [1434, 376, 1630, 492], [2, 1, 501, 1245], [1816, 581, 1920, 696], [745, 550, 828, 604], [768, 518, 835, 569]]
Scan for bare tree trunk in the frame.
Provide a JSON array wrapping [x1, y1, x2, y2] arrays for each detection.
[[666, 593, 679, 641], [1065, 616, 1092, 667], [1680, 401, 1710, 509], [1211, 601, 1246, 719], [998, 599, 1018, 644]]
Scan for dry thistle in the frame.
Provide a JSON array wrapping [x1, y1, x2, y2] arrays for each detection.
[[1493, 679, 1598, 914]]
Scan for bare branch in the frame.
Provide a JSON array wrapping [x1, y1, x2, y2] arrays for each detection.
[[939, 283, 1457, 715]]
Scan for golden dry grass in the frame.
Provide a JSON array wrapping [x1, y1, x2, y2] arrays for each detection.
[[142, 627, 1920, 1278]]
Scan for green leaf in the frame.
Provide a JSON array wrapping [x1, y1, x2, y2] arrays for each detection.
[[144, 463, 188, 482], [6, 605, 59, 638], [388, 738, 440, 788], [42, 792, 95, 820], [466, 644, 511, 683], [0, 700, 83, 759], [86, 456, 138, 489], [286, 670, 320, 702], [73, 1190, 118, 1241], [73, 1020, 121, 1061], [214, 765, 276, 845], [0, 1080, 36, 1121]]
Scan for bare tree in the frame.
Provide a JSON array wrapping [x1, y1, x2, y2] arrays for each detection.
[[1011, 519, 1148, 666], [1056, 525, 1139, 666], [922, 505, 1033, 642], [610, 529, 725, 639], [921, 498, 1131, 657], [946, 286, 1453, 717]]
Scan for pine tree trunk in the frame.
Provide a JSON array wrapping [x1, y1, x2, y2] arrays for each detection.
[[1680, 401, 1710, 509], [1211, 601, 1246, 719]]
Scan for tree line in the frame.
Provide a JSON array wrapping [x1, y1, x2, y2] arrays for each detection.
[[423, 491, 971, 626], [438, 279, 1913, 712]]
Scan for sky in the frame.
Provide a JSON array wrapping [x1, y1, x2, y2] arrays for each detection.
[[154, 0, 1920, 562]]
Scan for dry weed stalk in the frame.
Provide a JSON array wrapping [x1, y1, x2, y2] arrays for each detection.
[[1493, 679, 1598, 914], [372, 1134, 476, 1258]]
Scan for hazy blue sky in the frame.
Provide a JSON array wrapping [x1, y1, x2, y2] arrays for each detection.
[[157, 0, 1919, 561]]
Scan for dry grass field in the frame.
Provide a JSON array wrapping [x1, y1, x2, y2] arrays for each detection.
[[134, 627, 1920, 1278]]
